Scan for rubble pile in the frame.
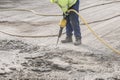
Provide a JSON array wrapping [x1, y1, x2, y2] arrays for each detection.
[[0, 40, 39, 53]]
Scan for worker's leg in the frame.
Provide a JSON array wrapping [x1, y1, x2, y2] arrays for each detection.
[[61, 15, 73, 43], [69, 0, 82, 45], [66, 14, 73, 37]]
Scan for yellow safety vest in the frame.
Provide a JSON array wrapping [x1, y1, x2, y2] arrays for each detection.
[[50, 0, 77, 13]]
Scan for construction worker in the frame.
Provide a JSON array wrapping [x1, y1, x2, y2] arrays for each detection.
[[50, 0, 82, 45]]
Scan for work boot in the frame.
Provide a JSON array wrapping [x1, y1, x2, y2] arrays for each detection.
[[74, 37, 81, 46], [61, 36, 72, 43]]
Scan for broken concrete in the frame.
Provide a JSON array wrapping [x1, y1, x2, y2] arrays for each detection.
[[48, 57, 71, 71], [0, 70, 6, 75], [0, 0, 120, 79]]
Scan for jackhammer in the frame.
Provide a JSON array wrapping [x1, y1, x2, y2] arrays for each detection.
[[56, 18, 67, 46]]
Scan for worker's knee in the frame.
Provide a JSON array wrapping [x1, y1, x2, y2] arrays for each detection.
[[69, 12, 79, 26]]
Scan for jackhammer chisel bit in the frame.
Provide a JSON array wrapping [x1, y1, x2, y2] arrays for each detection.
[[56, 27, 63, 46], [56, 18, 67, 46]]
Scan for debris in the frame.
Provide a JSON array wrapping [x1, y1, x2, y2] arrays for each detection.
[[31, 67, 52, 72], [9, 67, 16, 71], [0, 70, 6, 75], [48, 57, 71, 71], [107, 77, 120, 80], [0, 40, 39, 53], [95, 78, 105, 80]]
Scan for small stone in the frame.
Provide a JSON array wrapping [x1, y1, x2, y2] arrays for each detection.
[[9, 67, 16, 71], [31, 67, 51, 72], [77, 69, 86, 72], [68, 71, 72, 74]]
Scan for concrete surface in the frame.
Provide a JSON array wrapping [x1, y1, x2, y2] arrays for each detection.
[[0, 0, 120, 80]]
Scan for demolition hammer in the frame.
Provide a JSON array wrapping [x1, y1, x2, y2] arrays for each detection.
[[56, 18, 67, 46]]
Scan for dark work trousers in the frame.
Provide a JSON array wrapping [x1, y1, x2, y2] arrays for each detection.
[[65, 0, 81, 38]]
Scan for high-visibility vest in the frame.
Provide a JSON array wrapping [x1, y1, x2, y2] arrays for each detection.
[[50, 0, 77, 13]]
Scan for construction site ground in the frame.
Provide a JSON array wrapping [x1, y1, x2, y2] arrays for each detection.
[[0, 0, 120, 80]]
